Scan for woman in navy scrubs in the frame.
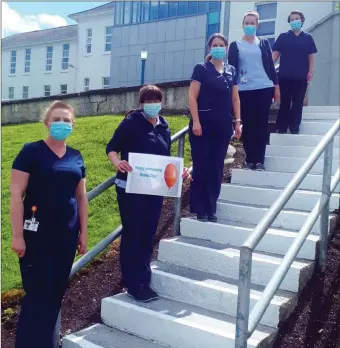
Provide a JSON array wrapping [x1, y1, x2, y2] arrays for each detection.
[[228, 11, 279, 171], [106, 85, 190, 303], [189, 33, 242, 222], [11, 101, 88, 348]]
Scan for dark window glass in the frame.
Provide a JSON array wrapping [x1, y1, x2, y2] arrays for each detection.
[[178, 1, 188, 16], [207, 23, 220, 40], [209, 1, 221, 12], [123, 2, 131, 24], [256, 3, 277, 20], [114, 2, 123, 25], [257, 21, 275, 36], [187, 1, 198, 14], [208, 11, 219, 25], [150, 1, 159, 20], [141, 1, 150, 21], [198, 2, 209, 13], [159, 1, 168, 19], [267, 37, 275, 48], [132, 1, 141, 23], [169, 1, 178, 17]]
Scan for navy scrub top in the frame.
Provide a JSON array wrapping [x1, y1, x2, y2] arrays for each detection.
[[191, 60, 237, 136], [106, 110, 171, 182], [12, 140, 86, 234], [273, 30, 317, 81]]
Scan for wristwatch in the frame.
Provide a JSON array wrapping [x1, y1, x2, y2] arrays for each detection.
[[234, 119, 242, 124]]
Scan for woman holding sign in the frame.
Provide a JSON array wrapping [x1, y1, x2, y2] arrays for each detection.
[[106, 85, 190, 303], [10, 101, 88, 348], [189, 33, 242, 223]]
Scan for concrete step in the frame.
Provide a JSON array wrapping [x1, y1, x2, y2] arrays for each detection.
[[219, 184, 339, 212], [158, 237, 314, 293], [299, 121, 337, 135], [231, 169, 340, 193], [302, 113, 339, 121], [150, 261, 296, 328], [62, 324, 165, 348], [216, 202, 323, 234], [266, 145, 340, 159], [180, 218, 317, 260], [265, 156, 339, 175], [101, 294, 276, 348], [303, 106, 339, 114], [270, 133, 339, 147]]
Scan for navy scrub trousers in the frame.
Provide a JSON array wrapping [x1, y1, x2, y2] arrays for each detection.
[[106, 111, 171, 291], [12, 140, 86, 348], [189, 61, 236, 216]]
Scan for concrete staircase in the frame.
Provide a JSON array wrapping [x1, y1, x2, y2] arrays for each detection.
[[63, 106, 340, 348]]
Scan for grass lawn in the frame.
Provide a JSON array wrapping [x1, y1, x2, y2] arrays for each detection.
[[1, 114, 191, 293]]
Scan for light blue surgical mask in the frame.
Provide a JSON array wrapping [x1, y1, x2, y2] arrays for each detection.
[[210, 47, 226, 60], [243, 25, 257, 36], [143, 103, 161, 118], [50, 121, 73, 140], [290, 20, 302, 31]]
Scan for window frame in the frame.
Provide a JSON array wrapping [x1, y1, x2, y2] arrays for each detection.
[[61, 44, 70, 70], [255, 2, 277, 42], [22, 86, 29, 99], [60, 84, 68, 95], [102, 77, 110, 89], [10, 50, 17, 75], [24, 48, 31, 73], [46, 46, 53, 72], [86, 28, 92, 54], [105, 26, 113, 52], [8, 87, 14, 99], [84, 78, 90, 91], [44, 85, 51, 97]]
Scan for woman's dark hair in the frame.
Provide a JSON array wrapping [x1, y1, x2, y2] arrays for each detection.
[[206, 33, 228, 61], [288, 10, 305, 24], [125, 85, 163, 117]]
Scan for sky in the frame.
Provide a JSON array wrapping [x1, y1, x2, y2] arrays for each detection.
[[2, 2, 110, 38]]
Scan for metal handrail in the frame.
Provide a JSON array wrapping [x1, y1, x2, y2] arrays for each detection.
[[54, 124, 190, 347], [235, 119, 340, 348]]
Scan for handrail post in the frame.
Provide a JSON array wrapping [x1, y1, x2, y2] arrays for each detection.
[[318, 139, 334, 272], [174, 135, 185, 236], [235, 246, 252, 348], [53, 311, 61, 348]]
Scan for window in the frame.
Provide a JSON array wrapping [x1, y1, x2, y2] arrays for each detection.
[[24, 48, 31, 73], [44, 85, 51, 97], [46, 46, 53, 71], [198, 2, 209, 13], [123, 2, 131, 24], [187, 1, 198, 15], [62, 44, 69, 70], [60, 84, 67, 94], [10, 50, 16, 74], [8, 87, 14, 99], [84, 78, 90, 91], [208, 11, 220, 25], [209, 1, 221, 12], [141, 1, 150, 21], [102, 77, 110, 89], [105, 26, 113, 52], [159, 1, 168, 19], [115, 1, 124, 25], [132, 1, 141, 23], [22, 86, 28, 99], [150, 2, 159, 20], [256, 2, 277, 43], [86, 28, 92, 54], [178, 1, 188, 16], [169, 1, 178, 17]]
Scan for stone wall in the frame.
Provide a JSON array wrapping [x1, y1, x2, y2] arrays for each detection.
[[1, 81, 191, 125]]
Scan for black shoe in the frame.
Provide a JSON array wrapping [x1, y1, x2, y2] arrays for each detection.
[[255, 163, 265, 171], [290, 129, 300, 134], [244, 162, 254, 170], [276, 129, 287, 134], [197, 214, 208, 222], [208, 215, 218, 223], [127, 285, 159, 303]]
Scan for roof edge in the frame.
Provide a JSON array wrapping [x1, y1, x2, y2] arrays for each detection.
[[305, 10, 340, 33]]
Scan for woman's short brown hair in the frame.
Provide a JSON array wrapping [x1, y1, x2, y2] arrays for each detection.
[[288, 10, 305, 23], [42, 100, 74, 122], [139, 85, 163, 104]]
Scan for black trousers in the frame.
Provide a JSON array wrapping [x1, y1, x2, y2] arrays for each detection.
[[189, 127, 230, 216], [16, 229, 78, 348], [116, 186, 163, 291], [276, 78, 308, 133], [239, 87, 274, 165]]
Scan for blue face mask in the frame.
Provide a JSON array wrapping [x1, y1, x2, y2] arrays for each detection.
[[50, 121, 73, 140], [143, 103, 161, 118], [210, 47, 226, 60], [290, 20, 302, 31], [243, 25, 257, 36]]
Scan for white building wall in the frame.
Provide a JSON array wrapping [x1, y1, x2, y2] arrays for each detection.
[[228, 1, 333, 43], [2, 40, 78, 100], [73, 12, 114, 92]]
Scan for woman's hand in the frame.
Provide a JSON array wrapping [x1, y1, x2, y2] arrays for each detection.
[[307, 71, 313, 83], [234, 123, 242, 140], [274, 85, 280, 102], [182, 167, 192, 181], [77, 232, 88, 255], [12, 236, 26, 258], [115, 160, 132, 173], [192, 121, 202, 136]]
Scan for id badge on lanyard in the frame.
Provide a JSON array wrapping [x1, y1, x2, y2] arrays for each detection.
[[24, 206, 39, 232]]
